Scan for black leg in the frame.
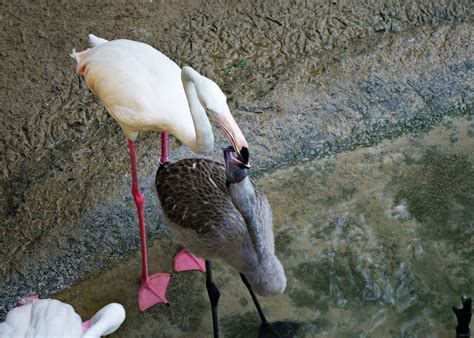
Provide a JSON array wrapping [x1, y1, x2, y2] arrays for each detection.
[[240, 273, 300, 338], [239, 273, 277, 337], [206, 261, 220, 338], [240, 273, 269, 324]]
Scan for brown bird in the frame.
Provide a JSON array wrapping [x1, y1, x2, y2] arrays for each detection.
[[155, 147, 288, 337]]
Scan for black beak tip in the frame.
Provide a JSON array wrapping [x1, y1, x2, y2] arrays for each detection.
[[239, 147, 249, 164], [223, 146, 250, 169]]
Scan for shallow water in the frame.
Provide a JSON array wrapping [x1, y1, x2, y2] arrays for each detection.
[[56, 116, 473, 337]]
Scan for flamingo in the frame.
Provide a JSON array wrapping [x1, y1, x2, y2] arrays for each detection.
[[154, 147, 292, 337], [71, 35, 249, 311], [0, 297, 125, 338]]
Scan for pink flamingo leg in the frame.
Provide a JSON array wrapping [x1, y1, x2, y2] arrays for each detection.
[[159, 133, 206, 273], [160, 132, 169, 164], [128, 139, 170, 311]]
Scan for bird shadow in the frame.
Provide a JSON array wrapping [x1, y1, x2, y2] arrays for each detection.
[[259, 320, 300, 338]]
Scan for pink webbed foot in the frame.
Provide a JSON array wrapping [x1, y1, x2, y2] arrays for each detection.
[[137, 272, 171, 312], [174, 248, 206, 273]]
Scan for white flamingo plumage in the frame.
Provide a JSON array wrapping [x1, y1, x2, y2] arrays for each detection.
[[0, 297, 125, 338]]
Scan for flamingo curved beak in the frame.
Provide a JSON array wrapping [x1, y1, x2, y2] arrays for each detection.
[[215, 109, 249, 165]]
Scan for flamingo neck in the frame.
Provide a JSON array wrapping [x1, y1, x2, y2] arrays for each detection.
[[81, 304, 125, 338], [229, 177, 266, 262], [181, 67, 214, 153]]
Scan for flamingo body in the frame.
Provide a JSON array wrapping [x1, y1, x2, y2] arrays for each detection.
[[155, 158, 286, 297], [154, 151, 289, 336], [73, 38, 195, 142]]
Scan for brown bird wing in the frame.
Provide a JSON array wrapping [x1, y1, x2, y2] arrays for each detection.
[[155, 158, 237, 234]]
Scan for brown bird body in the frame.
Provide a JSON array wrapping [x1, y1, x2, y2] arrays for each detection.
[[155, 158, 286, 297]]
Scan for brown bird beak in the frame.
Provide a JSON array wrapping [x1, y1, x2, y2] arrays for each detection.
[[215, 109, 249, 164]]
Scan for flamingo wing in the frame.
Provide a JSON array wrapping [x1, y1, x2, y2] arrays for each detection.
[[73, 38, 195, 141]]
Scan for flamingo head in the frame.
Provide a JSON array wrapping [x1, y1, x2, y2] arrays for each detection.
[[187, 67, 249, 164], [223, 146, 250, 184]]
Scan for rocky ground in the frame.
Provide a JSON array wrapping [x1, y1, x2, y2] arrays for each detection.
[[0, 0, 473, 321]]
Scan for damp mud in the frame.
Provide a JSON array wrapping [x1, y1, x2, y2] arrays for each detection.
[[53, 116, 473, 337], [1, 0, 473, 327]]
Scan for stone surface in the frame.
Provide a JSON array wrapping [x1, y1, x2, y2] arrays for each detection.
[[0, 0, 473, 319]]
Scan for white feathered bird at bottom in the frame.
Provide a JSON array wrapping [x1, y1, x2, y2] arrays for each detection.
[[0, 298, 125, 338]]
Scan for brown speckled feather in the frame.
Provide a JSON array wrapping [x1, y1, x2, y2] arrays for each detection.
[[155, 158, 239, 234], [155, 158, 286, 297]]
